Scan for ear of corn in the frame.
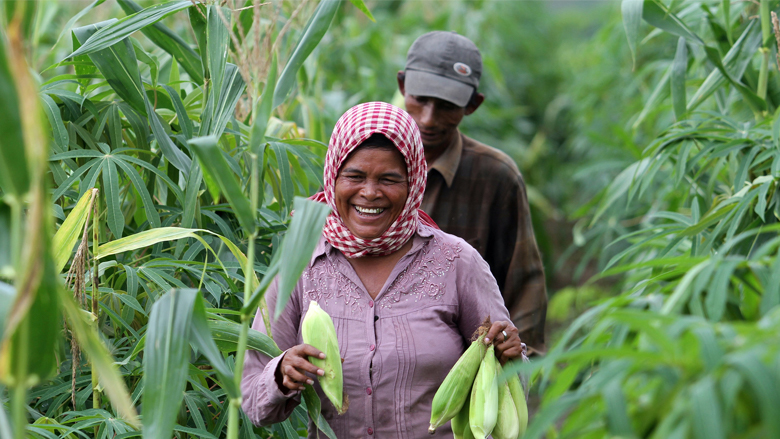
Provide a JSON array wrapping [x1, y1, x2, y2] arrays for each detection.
[[429, 339, 487, 433], [507, 372, 528, 436], [492, 363, 520, 439], [450, 387, 472, 439], [301, 301, 345, 414], [469, 345, 499, 439]]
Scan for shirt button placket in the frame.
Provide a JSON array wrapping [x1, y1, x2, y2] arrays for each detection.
[[367, 298, 377, 437]]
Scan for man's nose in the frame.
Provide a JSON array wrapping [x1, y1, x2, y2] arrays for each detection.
[[418, 102, 436, 127]]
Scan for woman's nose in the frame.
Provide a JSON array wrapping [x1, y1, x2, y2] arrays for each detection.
[[359, 180, 381, 198]]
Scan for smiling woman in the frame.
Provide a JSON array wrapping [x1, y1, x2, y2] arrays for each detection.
[[241, 102, 527, 438], [335, 135, 409, 240]]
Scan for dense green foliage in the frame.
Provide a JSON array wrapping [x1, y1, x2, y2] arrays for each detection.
[[4, 0, 780, 438]]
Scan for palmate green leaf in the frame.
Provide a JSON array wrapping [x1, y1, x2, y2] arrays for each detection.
[[142, 288, 197, 439], [273, 0, 340, 108], [671, 37, 688, 120], [0, 32, 29, 197], [113, 157, 161, 228], [52, 188, 97, 273], [68, 1, 192, 59], [73, 21, 147, 115], [116, 0, 203, 84], [189, 136, 255, 232], [621, 0, 643, 68], [274, 197, 330, 319]]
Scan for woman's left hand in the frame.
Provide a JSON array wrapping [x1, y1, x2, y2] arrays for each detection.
[[484, 321, 525, 365]]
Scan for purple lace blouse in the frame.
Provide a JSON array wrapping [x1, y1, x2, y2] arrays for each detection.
[[241, 224, 512, 438]]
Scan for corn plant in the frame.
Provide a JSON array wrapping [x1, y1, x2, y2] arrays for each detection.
[[0, 1, 373, 438], [509, 1, 780, 438]]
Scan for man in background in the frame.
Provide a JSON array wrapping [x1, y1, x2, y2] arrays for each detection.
[[397, 31, 548, 354]]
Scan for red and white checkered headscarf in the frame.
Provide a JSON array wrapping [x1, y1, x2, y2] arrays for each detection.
[[311, 102, 431, 258]]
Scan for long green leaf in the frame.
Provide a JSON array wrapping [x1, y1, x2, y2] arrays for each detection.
[[68, 1, 192, 58], [0, 33, 29, 197], [52, 188, 97, 273], [643, 0, 704, 45], [40, 93, 69, 152], [688, 21, 761, 110], [671, 37, 688, 120], [622, 0, 643, 68], [116, 0, 203, 84], [144, 96, 191, 173], [208, 319, 281, 358], [251, 54, 278, 151], [102, 159, 124, 239], [190, 295, 238, 398], [273, 0, 340, 108], [189, 136, 255, 232], [142, 288, 198, 439], [348, 0, 375, 22], [274, 197, 330, 318]]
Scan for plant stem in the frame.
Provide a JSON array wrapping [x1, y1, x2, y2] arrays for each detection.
[[12, 317, 29, 439], [91, 193, 101, 421], [758, 47, 770, 102], [9, 199, 21, 273], [226, 155, 259, 439], [761, 0, 771, 46]]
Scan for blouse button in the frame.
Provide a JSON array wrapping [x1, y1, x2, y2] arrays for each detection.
[[369, 344, 375, 351], [369, 300, 374, 308], [367, 427, 374, 435], [366, 387, 372, 395]]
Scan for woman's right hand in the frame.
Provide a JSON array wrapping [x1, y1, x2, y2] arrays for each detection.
[[276, 344, 326, 392]]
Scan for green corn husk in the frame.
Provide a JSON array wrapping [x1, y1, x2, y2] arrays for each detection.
[[507, 372, 528, 436], [301, 301, 345, 414], [451, 387, 472, 439], [469, 345, 499, 439], [492, 363, 520, 439], [429, 339, 487, 433]]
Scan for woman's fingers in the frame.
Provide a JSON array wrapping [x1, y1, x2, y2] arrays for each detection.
[[483, 321, 510, 345], [280, 344, 328, 391]]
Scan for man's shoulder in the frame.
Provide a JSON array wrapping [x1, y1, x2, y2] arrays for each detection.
[[458, 134, 523, 180]]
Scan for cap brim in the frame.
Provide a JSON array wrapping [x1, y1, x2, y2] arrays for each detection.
[[404, 70, 473, 107]]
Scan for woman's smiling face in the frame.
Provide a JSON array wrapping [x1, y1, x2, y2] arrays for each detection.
[[334, 144, 409, 240]]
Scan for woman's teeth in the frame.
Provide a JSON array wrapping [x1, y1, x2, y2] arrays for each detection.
[[355, 206, 384, 214]]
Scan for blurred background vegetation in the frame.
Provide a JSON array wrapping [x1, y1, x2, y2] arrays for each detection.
[[5, 0, 780, 437]]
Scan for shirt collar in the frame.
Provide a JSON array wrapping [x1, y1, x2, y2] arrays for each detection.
[[428, 131, 462, 188], [310, 222, 435, 266]]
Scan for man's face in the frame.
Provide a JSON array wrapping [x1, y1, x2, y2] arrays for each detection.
[[402, 94, 466, 150]]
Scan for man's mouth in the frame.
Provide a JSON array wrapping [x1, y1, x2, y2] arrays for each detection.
[[354, 205, 385, 215]]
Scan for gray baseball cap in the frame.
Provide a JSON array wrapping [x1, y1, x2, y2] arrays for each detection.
[[404, 31, 482, 107]]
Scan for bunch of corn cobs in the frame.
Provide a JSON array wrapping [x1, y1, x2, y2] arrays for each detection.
[[428, 330, 528, 439]]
